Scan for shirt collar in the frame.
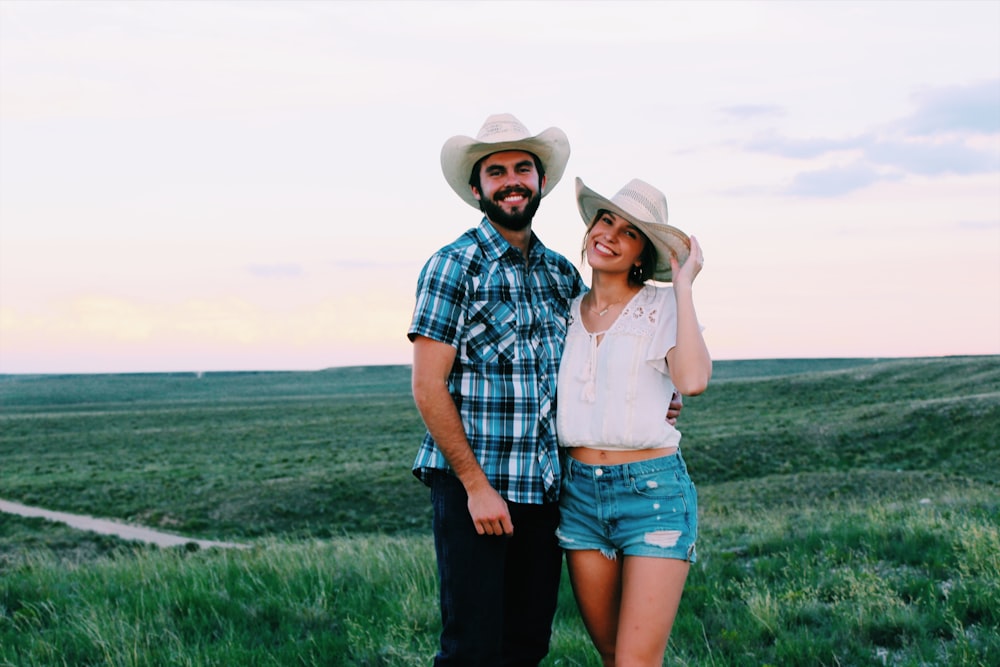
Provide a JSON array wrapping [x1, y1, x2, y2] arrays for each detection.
[[475, 217, 548, 264]]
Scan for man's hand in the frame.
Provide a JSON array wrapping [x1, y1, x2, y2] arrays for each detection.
[[467, 483, 514, 536], [666, 390, 683, 426]]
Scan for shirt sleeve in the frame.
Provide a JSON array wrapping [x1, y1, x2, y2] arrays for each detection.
[[408, 251, 466, 347], [646, 286, 678, 376]]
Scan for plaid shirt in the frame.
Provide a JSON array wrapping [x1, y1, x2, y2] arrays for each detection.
[[409, 218, 585, 504]]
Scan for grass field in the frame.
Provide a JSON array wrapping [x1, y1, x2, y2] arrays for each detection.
[[1, 356, 998, 665]]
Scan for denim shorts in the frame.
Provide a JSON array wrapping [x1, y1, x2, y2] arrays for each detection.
[[556, 450, 698, 562]]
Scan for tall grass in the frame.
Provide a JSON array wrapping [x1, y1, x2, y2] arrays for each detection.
[[2, 537, 439, 666], [2, 483, 996, 666]]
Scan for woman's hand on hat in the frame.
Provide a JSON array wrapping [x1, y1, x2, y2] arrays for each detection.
[[671, 235, 704, 290]]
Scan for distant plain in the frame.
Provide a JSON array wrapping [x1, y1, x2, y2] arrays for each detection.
[[1, 356, 997, 666]]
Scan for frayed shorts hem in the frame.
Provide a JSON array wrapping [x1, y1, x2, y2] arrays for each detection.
[[556, 534, 697, 562]]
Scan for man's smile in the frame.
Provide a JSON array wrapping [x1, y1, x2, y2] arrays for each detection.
[[496, 188, 530, 204]]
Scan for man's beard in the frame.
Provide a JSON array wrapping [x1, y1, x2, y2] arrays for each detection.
[[480, 187, 542, 231]]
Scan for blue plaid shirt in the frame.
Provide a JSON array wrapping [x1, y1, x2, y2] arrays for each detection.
[[409, 218, 585, 504]]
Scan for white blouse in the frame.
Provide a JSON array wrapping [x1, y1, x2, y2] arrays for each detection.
[[556, 284, 682, 451]]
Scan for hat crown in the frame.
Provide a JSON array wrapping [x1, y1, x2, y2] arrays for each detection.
[[611, 179, 668, 226], [475, 113, 533, 144]]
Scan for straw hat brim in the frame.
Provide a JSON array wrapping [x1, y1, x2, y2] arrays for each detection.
[[576, 178, 690, 283], [440, 127, 570, 209]]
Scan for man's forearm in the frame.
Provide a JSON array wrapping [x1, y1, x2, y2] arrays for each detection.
[[413, 380, 490, 491]]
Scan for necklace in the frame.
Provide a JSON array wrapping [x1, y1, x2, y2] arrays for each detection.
[[587, 294, 627, 317]]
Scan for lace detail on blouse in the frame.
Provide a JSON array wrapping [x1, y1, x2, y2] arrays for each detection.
[[614, 303, 660, 338]]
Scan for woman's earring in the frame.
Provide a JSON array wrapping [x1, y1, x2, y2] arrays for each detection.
[[630, 264, 643, 281]]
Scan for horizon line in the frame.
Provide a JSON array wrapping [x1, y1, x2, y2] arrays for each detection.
[[2, 353, 997, 377]]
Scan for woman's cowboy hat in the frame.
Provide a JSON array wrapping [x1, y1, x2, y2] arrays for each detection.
[[441, 113, 570, 209], [575, 177, 690, 282]]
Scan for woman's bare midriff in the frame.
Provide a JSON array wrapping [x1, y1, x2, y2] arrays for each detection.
[[566, 446, 678, 465]]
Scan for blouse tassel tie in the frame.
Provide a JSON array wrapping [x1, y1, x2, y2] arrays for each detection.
[[579, 333, 600, 403]]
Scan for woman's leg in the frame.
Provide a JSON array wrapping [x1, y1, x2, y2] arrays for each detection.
[[614, 556, 690, 667], [565, 549, 623, 667]]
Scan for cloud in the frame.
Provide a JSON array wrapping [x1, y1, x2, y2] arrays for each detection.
[[329, 259, 419, 271], [744, 132, 859, 159], [864, 137, 1000, 175], [719, 105, 785, 121], [903, 79, 1000, 136], [957, 219, 1000, 232], [741, 79, 1000, 196], [247, 263, 303, 278], [786, 162, 901, 197]]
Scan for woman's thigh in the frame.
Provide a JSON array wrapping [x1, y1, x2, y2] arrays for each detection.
[[616, 556, 690, 664]]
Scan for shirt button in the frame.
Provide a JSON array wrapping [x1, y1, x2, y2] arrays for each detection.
[[595, 468, 604, 477]]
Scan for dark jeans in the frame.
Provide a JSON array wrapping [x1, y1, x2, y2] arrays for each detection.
[[430, 470, 563, 667]]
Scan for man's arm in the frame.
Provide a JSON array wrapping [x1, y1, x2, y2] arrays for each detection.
[[666, 391, 683, 426], [411, 335, 513, 536]]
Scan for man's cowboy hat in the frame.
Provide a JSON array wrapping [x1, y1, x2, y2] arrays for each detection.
[[575, 177, 690, 282], [441, 113, 570, 209]]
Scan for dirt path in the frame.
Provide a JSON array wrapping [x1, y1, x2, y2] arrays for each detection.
[[0, 499, 249, 550]]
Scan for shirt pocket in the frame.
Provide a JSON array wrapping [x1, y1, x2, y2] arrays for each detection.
[[465, 300, 517, 366], [534, 297, 569, 351]]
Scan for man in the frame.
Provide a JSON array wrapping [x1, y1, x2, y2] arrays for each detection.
[[408, 114, 680, 666]]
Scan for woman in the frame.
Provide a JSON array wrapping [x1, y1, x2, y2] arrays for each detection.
[[556, 177, 711, 667]]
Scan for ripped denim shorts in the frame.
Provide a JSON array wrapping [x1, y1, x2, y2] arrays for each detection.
[[556, 449, 697, 562]]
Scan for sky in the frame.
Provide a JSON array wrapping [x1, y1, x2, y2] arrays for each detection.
[[1, 0, 998, 374]]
